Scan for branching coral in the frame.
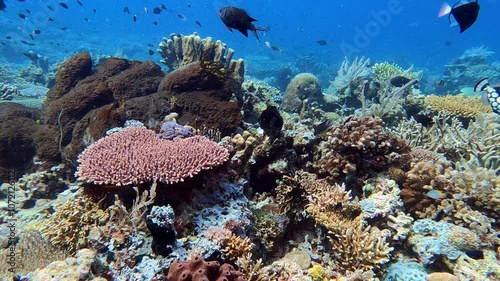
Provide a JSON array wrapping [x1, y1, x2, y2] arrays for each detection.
[[424, 94, 492, 118], [372, 61, 421, 83], [315, 115, 410, 179], [236, 254, 276, 281], [331, 56, 371, 91], [39, 195, 109, 254]]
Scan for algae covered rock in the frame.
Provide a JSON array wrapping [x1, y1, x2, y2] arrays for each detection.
[[281, 73, 322, 113]]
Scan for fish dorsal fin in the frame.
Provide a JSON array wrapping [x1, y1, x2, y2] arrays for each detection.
[[474, 78, 489, 92]]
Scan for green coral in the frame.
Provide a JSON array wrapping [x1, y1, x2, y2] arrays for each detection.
[[252, 208, 284, 249]]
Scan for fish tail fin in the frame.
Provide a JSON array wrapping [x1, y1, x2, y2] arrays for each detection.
[[438, 1, 452, 17], [251, 25, 268, 41]]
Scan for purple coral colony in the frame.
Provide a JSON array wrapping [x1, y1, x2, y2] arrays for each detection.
[[0, 1, 500, 281]]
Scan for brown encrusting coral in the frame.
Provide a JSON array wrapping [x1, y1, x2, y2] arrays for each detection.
[[166, 255, 247, 281]]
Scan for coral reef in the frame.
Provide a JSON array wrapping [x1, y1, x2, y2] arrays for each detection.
[[281, 73, 323, 113], [315, 115, 410, 180], [0, 83, 19, 100], [39, 195, 109, 253], [166, 255, 246, 281], [76, 127, 229, 186], [424, 94, 491, 118], [331, 56, 371, 92], [372, 61, 421, 83]]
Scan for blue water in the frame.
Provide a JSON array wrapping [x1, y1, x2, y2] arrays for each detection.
[[1, 0, 499, 75]]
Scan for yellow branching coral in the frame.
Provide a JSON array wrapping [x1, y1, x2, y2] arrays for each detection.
[[304, 180, 351, 213], [39, 196, 109, 254], [424, 94, 492, 118], [222, 233, 254, 262], [327, 221, 393, 274], [372, 61, 421, 82]]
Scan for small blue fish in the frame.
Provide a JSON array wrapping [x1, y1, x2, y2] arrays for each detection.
[[426, 189, 445, 200]]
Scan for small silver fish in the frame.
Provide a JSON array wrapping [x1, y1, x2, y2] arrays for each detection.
[[426, 189, 445, 200]]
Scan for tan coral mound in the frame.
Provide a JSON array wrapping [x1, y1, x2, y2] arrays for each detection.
[[424, 94, 492, 118]]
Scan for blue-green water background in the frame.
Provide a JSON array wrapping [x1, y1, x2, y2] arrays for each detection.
[[1, 0, 499, 75]]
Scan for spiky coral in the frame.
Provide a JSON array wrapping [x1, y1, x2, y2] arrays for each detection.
[[424, 94, 492, 118], [39, 195, 109, 254], [331, 56, 371, 91]]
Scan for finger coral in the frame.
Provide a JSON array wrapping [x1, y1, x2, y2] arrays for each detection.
[[75, 127, 229, 186], [315, 115, 410, 179]]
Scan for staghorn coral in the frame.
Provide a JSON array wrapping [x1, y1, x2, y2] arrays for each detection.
[[39, 195, 109, 254], [327, 219, 394, 274], [303, 180, 351, 213], [390, 113, 500, 172], [204, 227, 254, 262], [75, 127, 229, 186], [166, 255, 247, 281], [236, 253, 277, 281], [315, 115, 410, 179], [424, 94, 492, 118]]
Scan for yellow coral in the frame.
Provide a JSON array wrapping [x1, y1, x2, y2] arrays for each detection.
[[372, 61, 421, 82], [308, 264, 328, 281], [39, 196, 109, 254], [424, 94, 492, 118]]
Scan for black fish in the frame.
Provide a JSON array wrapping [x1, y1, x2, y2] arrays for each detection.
[[259, 105, 283, 139], [195, 20, 202, 27], [153, 7, 161, 14], [218, 6, 268, 41], [93, 9, 96, 13], [18, 13, 27, 19], [439, 0, 480, 33], [160, 4, 167, 10], [33, 30, 40, 34], [59, 2, 68, 9], [316, 39, 327, 46], [436, 79, 446, 86], [390, 76, 412, 87], [47, 5, 54, 11], [5, 36, 11, 39], [29, 34, 34, 40], [148, 49, 154, 56], [77, 0, 83, 6], [48, 17, 54, 21], [465, 249, 484, 259], [133, 15, 137, 22], [153, 21, 158, 26], [177, 13, 184, 19], [123, 6, 130, 14], [84, 17, 89, 22], [0, 0, 5, 10], [25, 9, 31, 14]]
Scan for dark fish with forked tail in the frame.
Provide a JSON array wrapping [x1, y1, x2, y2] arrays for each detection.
[[218, 6, 267, 41]]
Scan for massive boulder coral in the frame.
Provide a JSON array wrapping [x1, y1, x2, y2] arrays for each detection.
[[281, 73, 322, 113], [76, 127, 229, 186]]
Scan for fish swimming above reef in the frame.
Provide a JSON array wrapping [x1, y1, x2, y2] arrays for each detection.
[[438, 0, 480, 33], [474, 78, 500, 114], [259, 105, 283, 139], [218, 6, 268, 41], [390, 76, 412, 87]]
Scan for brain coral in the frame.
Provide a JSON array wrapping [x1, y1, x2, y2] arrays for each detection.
[[75, 127, 229, 186]]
